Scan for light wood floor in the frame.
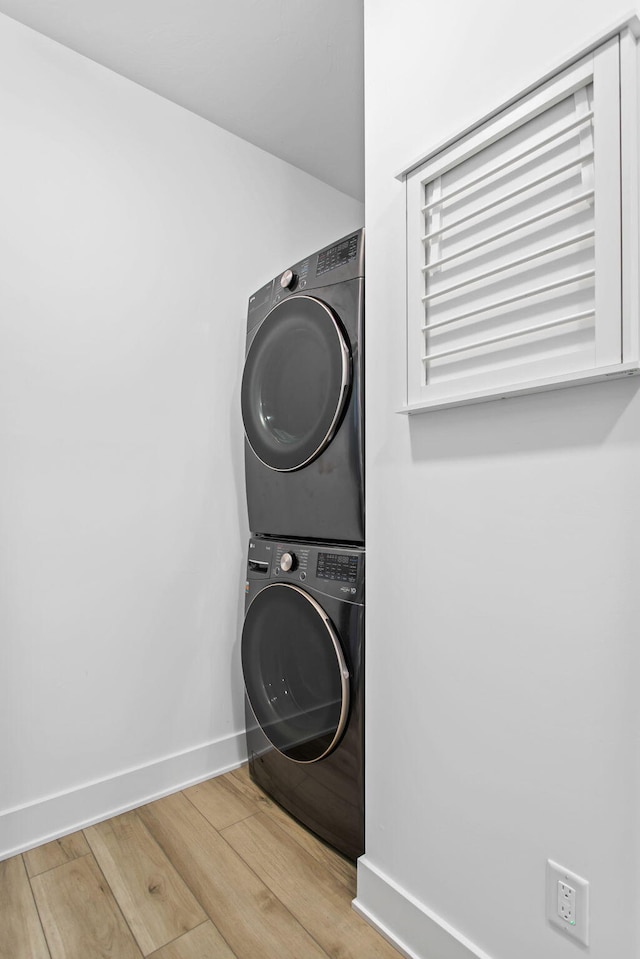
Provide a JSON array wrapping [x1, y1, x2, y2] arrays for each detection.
[[1, 765, 401, 959]]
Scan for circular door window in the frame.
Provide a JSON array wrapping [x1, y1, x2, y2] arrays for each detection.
[[241, 296, 351, 472], [241, 584, 350, 763]]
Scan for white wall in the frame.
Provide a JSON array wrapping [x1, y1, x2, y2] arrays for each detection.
[[0, 13, 363, 859], [358, 3, 640, 959]]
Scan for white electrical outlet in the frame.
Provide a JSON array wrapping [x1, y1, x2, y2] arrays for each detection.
[[557, 880, 576, 925], [547, 860, 589, 946]]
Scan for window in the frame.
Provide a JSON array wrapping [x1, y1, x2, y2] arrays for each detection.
[[401, 23, 640, 412]]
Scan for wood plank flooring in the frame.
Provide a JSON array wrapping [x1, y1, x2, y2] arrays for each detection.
[[1, 766, 401, 959]]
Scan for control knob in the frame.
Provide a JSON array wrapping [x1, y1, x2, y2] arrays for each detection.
[[280, 269, 296, 289], [280, 552, 297, 572]]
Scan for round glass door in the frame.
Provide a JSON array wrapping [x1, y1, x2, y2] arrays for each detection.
[[241, 296, 351, 472], [241, 584, 350, 763]]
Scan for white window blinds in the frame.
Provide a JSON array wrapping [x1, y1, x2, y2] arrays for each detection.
[[403, 28, 640, 412]]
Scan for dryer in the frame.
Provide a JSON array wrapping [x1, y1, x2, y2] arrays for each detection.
[[241, 535, 364, 860], [241, 230, 364, 545]]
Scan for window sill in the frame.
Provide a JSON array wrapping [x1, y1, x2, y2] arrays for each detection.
[[398, 362, 640, 414]]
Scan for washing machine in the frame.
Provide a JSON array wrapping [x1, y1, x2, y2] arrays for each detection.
[[241, 229, 364, 545], [241, 535, 364, 860]]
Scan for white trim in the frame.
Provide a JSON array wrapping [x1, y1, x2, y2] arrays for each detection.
[[620, 26, 640, 363], [421, 112, 594, 212], [396, 12, 640, 181], [0, 730, 247, 861], [422, 231, 595, 292], [398, 362, 640, 414], [422, 279, 596, 330], [422, 308, 595, 362], [354, 856, 496, 959], [591, 37, 622, 365], [414, 56, 594, 193], [421, 190, 595, 268], [421, 153, 595, 236]]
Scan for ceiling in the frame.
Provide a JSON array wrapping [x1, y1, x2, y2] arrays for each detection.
[[0, 0, 364, 200]]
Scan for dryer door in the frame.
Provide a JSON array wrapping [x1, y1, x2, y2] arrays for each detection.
[[241, 295, 351, 472], [241, 583, 350, 764]]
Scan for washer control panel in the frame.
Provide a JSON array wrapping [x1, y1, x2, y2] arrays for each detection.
[[246, 537, 364, 603], [316, 551, 358, 584], [274, 542, 310, 579]]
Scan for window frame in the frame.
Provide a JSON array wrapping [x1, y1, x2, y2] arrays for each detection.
[[399, 21, 640, 413]]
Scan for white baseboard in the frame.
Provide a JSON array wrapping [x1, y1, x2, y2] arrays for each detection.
[[0, 730, 247, 861], [354, 856, 495, 959]]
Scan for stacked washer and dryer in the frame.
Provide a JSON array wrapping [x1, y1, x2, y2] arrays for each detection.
[[240, 229, 365, 860]]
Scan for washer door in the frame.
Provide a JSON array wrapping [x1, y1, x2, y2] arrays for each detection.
[[241, 584, 350, 764], [241, 295, 351, 472]]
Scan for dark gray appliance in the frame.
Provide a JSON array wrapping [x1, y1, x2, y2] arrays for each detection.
[[241, 230, 364, 545], [242, 536, 364, 860]]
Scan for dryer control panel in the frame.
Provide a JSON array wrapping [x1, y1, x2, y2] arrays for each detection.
[[246, 536, 364, 605], [316, 234, 359, 277], [246, 228, 364, 324]]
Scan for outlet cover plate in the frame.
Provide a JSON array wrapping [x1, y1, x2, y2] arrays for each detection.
[[547, 859, 589, 946]]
